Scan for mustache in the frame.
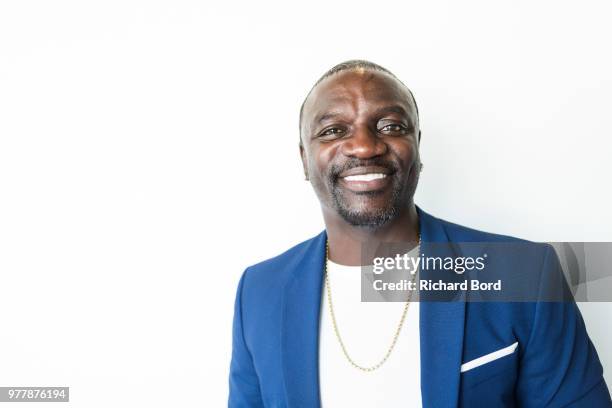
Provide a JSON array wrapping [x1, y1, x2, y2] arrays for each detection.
[[328, 158, 400, 181]]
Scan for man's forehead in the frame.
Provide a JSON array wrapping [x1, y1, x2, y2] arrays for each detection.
[[303, 69, 416, 123]]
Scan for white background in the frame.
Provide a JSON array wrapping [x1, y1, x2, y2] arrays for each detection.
[[1, 0, 611, 406]]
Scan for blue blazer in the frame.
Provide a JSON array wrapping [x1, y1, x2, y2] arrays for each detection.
[[229, 207, 611, 407]]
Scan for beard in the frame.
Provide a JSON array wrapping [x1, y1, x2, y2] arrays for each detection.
[[332, 185, 403, 228], [327, 158, 411, 228]]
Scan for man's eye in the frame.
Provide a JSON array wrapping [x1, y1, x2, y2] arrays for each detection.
[[320, 127, 344, 137], [380, 124, 407, 133]]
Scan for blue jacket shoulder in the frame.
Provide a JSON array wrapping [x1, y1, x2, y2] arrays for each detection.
[[436, 215, 532, 244], [240, 231, 324, 294]]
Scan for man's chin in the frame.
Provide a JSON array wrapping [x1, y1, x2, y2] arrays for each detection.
[[331, 184, 402, 227], [336, 205, 397, 228]]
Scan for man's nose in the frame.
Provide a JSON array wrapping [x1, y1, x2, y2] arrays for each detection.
[[340, 126, 387, 159]]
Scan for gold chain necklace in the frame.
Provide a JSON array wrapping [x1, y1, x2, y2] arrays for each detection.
[[324, 233, 420, 372]]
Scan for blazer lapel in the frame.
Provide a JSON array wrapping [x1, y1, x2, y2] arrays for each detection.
[[417, 206, 467, 408], [281, 231, 326, 408]]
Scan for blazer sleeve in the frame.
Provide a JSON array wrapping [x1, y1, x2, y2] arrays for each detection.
[[515, 245, 612, 407], [228, 269, 265, 408]]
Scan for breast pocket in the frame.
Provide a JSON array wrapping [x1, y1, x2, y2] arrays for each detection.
[[460, 342, 519, 390]]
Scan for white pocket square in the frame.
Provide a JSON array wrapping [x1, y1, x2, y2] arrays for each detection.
[[460, 342, 518, 373]]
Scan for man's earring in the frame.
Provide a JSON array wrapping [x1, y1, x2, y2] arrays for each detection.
[[420, 162, 424, 172]]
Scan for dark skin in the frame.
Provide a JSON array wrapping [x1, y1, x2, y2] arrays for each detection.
[[300, 69, 422, 266]]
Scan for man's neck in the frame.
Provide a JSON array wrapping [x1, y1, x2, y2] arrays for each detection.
[[322, 204, 419, 266]]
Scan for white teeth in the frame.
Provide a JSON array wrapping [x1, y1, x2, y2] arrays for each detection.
[[344, 173, 387, 182]]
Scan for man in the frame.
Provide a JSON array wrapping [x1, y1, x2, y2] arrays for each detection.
[[228, 60, 611, 407]]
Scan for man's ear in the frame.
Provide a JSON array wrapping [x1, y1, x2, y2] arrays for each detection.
[[299, 143, 309, 181], [417, 129, 422, 145]]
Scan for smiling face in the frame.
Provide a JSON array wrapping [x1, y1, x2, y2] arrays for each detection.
[[300, 69, 421, 228]]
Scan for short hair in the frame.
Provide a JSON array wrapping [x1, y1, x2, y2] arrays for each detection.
[[299, 59, 419, 142]]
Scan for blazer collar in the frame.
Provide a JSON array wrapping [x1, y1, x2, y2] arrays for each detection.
[[281, 206, 466, 408], [417, 206, 466, 408], [281, 230, 326, 407]]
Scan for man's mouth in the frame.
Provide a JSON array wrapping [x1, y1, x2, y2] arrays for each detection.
[[337, 166, 394, 193], [343, 173, 387, 182]]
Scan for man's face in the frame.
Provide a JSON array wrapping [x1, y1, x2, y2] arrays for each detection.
[[300, 69, 421, 228]]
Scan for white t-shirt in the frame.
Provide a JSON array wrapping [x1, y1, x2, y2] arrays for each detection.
[[319, 251, 422, 408], [318, 251, 422, 407]]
